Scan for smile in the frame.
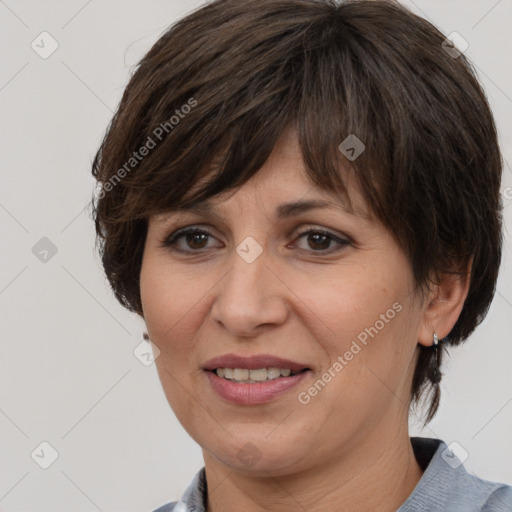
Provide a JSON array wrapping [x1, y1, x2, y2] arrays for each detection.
[[205, 368, 311, 405], [214, 367, 305, 382]]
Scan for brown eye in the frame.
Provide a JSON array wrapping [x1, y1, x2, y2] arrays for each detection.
[[162, 227, 219, 252], [306, 232, 331, 250], [184, 232, 209, 249], [293, 229, 350, 254]]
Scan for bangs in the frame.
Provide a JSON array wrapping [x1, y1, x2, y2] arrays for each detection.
[[106, 3, 399, 224]]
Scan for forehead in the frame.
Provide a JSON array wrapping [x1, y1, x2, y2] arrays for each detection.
[[155, 127, 373, 223], [153, 177, 373, 226]]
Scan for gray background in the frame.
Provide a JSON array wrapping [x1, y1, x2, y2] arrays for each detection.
[[1, 1, 511, 511]]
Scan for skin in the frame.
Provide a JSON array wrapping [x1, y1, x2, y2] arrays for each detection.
[[140, 126, 470, 512]]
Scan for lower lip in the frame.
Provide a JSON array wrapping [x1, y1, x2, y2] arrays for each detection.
[[205, 370, 310, 405]]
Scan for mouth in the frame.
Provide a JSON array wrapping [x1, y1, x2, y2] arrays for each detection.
[[202, 354, 312, 404], [208, 367, 309, 383], [202, 353, 311, 376]]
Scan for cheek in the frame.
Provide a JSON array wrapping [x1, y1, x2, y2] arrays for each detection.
[[296, 260, 418, 403], [140, 253, 216, 358], [140, 253, 213, 418], [297, 260, 402, 344]]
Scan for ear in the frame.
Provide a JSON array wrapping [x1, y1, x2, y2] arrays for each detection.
[[417, 259, 472, 347]]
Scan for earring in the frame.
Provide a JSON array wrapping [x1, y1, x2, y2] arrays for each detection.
[[428, 331, 442, 384]]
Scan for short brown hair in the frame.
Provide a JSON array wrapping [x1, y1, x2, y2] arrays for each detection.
[[91, 0, 503, 422]]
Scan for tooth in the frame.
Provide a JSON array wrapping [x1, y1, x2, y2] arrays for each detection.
[[233, 368, 249, 380], [267, 367, 281, 379], [216, 367, 297, 381], [249, 369, 268, 381]]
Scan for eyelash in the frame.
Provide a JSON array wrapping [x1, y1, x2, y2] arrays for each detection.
[[161, 226, 351, 255]]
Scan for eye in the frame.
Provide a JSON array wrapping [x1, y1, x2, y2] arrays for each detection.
[[161, 227, 220, 252], [161, 226, 351, 255], [291, 228, 350, 254]]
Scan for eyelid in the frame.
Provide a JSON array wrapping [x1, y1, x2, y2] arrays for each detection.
[[160, 223, 352, 253], [290, 228, 351, 255], [293, 225, 353, 245], [160, 225, 218, 248]]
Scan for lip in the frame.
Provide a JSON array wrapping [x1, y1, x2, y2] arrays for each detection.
[[205, 369, 310, 405], [202, 353, 312, 405], [202, 353, 311, 373]]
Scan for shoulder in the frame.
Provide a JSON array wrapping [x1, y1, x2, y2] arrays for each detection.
[[150, 502, 178, 512], [150, 499, 199, 512], [400, 438, 512, 512], [481, 483, 512, 511], [150, 500, 196, 512], [150, 467, 207, 512]]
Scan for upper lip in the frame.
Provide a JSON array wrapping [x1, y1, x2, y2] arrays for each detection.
[[202, 353, 310, 372]]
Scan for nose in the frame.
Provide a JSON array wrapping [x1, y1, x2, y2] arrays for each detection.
[[210, 244, 289, 337]]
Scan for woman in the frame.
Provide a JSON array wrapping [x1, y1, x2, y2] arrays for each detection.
[[91, 0, 512, 510]]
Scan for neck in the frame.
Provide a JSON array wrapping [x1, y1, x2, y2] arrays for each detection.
[[203, 422, 424, 512]]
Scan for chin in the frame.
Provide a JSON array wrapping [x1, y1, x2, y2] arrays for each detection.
[[204, 436, 311, 477]]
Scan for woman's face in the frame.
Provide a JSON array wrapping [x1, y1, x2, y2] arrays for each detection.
[[140, 128, 430, 476]]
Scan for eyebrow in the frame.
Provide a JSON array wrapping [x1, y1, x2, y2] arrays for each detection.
[[276, 199, 353, 218], [171, 198, 365, 220]]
